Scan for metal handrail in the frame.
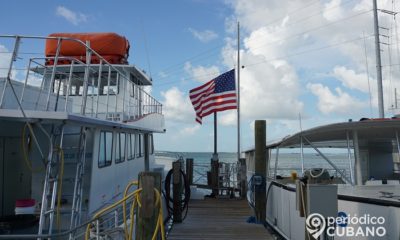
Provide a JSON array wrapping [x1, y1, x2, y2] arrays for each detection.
[[269, 166, 350, 179], [0, 35, 163, 122]]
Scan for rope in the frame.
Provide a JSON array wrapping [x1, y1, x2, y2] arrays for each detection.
[[21, 123, 46, 172], [163, 168, 191, 222], [123, 180, 138, 239], [308, 168, 326, 178]]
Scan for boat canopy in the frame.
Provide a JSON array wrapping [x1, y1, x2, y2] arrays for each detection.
[[245, 118, 400, 151]]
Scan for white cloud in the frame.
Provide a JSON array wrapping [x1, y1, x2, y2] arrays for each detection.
[[0, 45, 12, 78], [56, 6, 88, 25], [179, 125, 200, 135], [353, 0, 372, 12], [188, 28, 218, 43], [143, 86, 152, 95], [223, 0, 400, 119], [323, 0, 344, 22], [333, 66, 370, 93], [158, 71, 168, 78], [307, 83, 365, 115], [184, 62, 220, 83], [219, 111, 236, 126], [0, 44, 18, 80], [220, 35, 304, 120], [160, 0, 400, 151], [160, 87, 195, 123]]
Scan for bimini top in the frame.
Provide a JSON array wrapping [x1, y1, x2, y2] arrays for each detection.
[[245, 118, 400, 152]]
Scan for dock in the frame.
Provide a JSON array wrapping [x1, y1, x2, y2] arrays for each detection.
[[167, 198, 274, 239]]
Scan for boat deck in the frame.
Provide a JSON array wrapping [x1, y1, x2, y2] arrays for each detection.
[[167, 198, 274, 240]]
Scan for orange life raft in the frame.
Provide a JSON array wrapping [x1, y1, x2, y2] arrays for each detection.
[[45, 32, 130, 65]]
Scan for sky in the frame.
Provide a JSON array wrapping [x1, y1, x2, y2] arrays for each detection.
[[1, 0, 400, 153]]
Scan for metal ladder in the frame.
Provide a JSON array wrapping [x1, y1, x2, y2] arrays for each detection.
[[37, 124, 65, 235], [69, 127, 88, 239], [37, 125, 89, 238]]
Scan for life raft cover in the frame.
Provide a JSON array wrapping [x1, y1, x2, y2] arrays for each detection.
[[45, 32, 130, 64]]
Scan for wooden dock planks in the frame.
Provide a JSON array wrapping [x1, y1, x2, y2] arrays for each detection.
[[167, 198, 274, 240]]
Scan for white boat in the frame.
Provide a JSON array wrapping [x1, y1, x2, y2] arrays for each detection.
[[243, 1, 400, 239], [245, 119, 400, 239], [0, 33, 165, 238]]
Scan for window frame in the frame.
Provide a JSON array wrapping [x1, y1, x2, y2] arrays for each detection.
[[115, 132, 126, 164], [98, 131, 113, 168], [127, 134, 136, 160], [149, 134, 154, 155], [135, 134, 142, 158]]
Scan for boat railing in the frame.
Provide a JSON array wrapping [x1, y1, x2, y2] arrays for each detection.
[[0, 199, 134, 239], [268, 166, 350, 181], [192, 163, 210, 185], [192, 162, 239, 190], [0, 35, 163, 123]]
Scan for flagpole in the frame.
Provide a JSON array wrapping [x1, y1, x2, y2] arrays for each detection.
[[237, 21, 241, 163], [213, 112, 218, 160]]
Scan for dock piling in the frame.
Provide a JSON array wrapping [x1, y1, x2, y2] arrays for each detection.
[[254, 120, 267, 223], [238, 158, 247, 199], [136, 171, 161, 240], [211, 159, 219, 196], [173, 161, 183, 223], [186, 158, 194, 185]]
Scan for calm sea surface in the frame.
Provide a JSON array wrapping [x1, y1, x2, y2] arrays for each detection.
[[155, 151, 352, 183]]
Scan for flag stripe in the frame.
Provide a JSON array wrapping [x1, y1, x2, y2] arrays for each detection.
[[189, 69, 236, 124], [201, 104, 238, 118], [190, 84, 215, 104], [193, 91, 236, 110], [189, 79, 214, 94], [200, 99, 237, 113], [189, 81, 215, 98]]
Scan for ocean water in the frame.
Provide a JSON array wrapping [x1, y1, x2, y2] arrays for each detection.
[[155, 151, 353, 199], [155, 151, 352, 182], [155, 152, 237, 185]]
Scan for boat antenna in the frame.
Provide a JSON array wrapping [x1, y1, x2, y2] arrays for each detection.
[[141, 18, 153, 80], [237, 21, 241, 163], [298, 112, 303, 132], [373, 0, 385, 118], [362, 31, 373, 116], [298, 113, 305, 173]]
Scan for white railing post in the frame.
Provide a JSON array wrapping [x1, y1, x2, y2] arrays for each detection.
[[300, 135, 305, 174], [80, 40, 91, 115], [91, 71, 95, 117], [139, 86, 143, 117], [106, 65, 111, 119], [34, 62, 48, 110], [114, 210, 118, 228], [19, 58, 32, 107], [346, 131, 355, 185], [128, 82, 133, 120], [95, 60, 103, 118], [96, 219, 100, 240], [274, 147, 279, 178], [64, 61, 75, 111], [114, 73, 119, 121], [122, 75, 126, 121], [0, 36, 20, 108], [45, 38, 62, 111]]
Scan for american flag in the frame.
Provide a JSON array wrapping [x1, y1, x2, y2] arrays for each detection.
[[189, 69, 237, 124]]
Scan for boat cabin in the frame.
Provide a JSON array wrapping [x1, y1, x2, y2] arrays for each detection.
[[0, 34, 165, 237]]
